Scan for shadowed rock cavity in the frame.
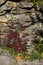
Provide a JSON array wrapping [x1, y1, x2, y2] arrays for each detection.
[[9, 0, 21, 2], [9, 0, 33, 2]]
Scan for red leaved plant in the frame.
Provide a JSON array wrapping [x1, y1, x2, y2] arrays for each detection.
[[6, 22, 29, 53]]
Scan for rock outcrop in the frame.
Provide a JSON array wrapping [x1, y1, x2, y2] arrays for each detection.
[[0, 0, 43, 45], [0, 0, 43, 65]]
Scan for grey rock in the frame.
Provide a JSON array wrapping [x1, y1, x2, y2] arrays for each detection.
[[4, 1, 12, 10], [0, 0, 7, 6], [10, 7, 31, 14], [0, 11, 6, 15], [10, 8, 18, 14], [35, 4, 41, 11], [36, 12, 43, 20], [0, 6, 4, 12], [0, 49, 16, 65], [0, 1, 13, 15], [0, 6, 6, 14], [11, 14, 32, 24], [24, 15, 32, 22], [0, 1, 17, 15], [17, 60, 33, 65], [35, 3, 43, 12], [17, 2, 34, 9], [17, 59, 43, 65], [33, 60, 43, 65], [0, 55, 16, 65], [0, 1, 12, 11], [30, 13, 38, 22]]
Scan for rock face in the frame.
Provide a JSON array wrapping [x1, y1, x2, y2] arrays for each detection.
[[0, 0, 43, 48], [0, 0, 7, 6], [0, 49, 17, 65], [0, 0, 43, 47], [17, 2, 34, 8], [0, 56, 16, 65], [0, 0, 43, 65]]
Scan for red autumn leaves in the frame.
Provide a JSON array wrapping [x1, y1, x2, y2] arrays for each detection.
[[7, 30, 19, 40], [7, 30, 28, 52]]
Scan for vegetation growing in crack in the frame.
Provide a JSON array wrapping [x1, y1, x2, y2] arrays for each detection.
[[30, 38, 43, 61], [33, 0, 43, 5]]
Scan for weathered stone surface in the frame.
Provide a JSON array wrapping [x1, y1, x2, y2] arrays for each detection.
[[0, 0, 43, 65], [0, 49, 16, 65], [10, 14, 32, 24], [35, 4, 43, 12], [17, 59, 43, 65], [0, 1, 16, 11], [4, 1, 12, 10], [30, 13, 38, 22], [0, 11, 6, 16], [33, 60, 43, 65], [17, 2, 34, 9], [0, 16, 8, 22], [35, 4, 41, 11], [0, 1, 16, 15], [4, 1, 16, 10], [0, 0, 7, 6], [36, 12, 43, 20], [10, 8, 30, 14]]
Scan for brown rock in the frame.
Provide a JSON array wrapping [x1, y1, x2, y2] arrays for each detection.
[[0, 16, 7, 22]]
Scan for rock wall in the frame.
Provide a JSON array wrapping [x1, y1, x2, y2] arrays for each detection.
[[0, 0, 43, 65], [0, 0, 43, 45]]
